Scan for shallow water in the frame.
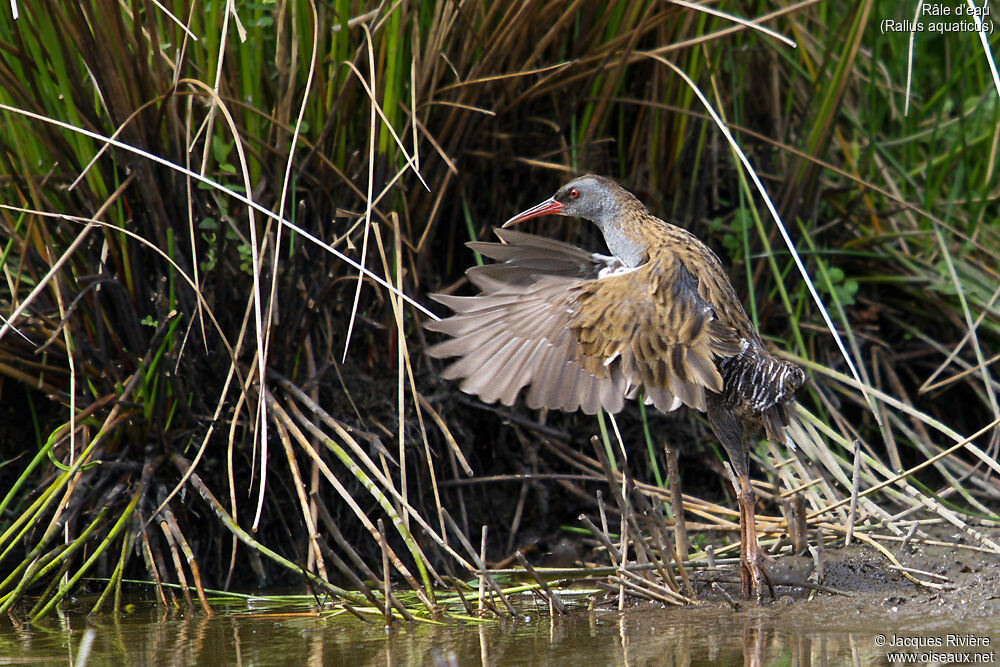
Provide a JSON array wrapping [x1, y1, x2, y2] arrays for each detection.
[[3, 595, 999, 666]]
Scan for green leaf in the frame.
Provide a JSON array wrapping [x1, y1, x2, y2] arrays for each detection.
[[212, 135, 231, 163]]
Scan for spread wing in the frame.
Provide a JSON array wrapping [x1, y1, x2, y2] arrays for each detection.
[[426, 230, 629, 414], [466, 228, 626, 284], [425, 229, 741, 415], [568, 255, 742, 412]]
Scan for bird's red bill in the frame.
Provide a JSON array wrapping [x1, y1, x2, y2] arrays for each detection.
[[502, 197, 565, 228]]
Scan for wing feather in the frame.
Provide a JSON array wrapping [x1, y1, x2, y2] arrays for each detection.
[[426, 228, 742, 415], [567, 255, 740, 411]]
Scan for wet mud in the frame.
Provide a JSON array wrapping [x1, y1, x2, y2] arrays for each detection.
[[693, 523, 1000, 622]]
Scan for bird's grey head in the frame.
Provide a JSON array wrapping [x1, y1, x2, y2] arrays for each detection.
[[502, 174, 648, 266], [502, 174, 631, 230], [551, 174, 621, 222]]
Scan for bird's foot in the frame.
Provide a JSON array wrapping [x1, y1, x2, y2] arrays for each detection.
[[734, 471, 775, 602], [740, 549, 775, 602]]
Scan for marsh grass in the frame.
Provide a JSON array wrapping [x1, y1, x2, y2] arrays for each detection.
[[0, 1, 998, 621]]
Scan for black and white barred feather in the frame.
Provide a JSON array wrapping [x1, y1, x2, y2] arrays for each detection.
[[716, 339, 805, 444]]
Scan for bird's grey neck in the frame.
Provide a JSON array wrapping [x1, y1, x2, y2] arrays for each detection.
[[592, 206, 648, 268]]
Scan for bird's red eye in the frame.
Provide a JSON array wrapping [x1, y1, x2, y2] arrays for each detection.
[[569, 188, 579, 199]]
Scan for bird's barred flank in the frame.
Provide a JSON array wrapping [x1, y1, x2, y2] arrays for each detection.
[[720, 343, 803, 414]]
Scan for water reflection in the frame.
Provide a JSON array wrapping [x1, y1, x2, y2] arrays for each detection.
[[1, 596, 997, 665]]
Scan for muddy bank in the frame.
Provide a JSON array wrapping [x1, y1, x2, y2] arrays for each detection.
[[690, 523, 1000, 621]]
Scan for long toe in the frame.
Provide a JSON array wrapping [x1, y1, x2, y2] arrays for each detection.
[[740, 553, 775, 602], [750, 558, 775, 602]]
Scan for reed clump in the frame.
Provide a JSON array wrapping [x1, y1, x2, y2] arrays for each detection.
[[0, 1, 997, 620]]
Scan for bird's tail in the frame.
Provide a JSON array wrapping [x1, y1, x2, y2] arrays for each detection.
[[761, 403, 794, 447]]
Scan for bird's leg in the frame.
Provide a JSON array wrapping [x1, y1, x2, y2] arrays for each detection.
[[706, 397, 775, 601], [737, 474, 774, 601]]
